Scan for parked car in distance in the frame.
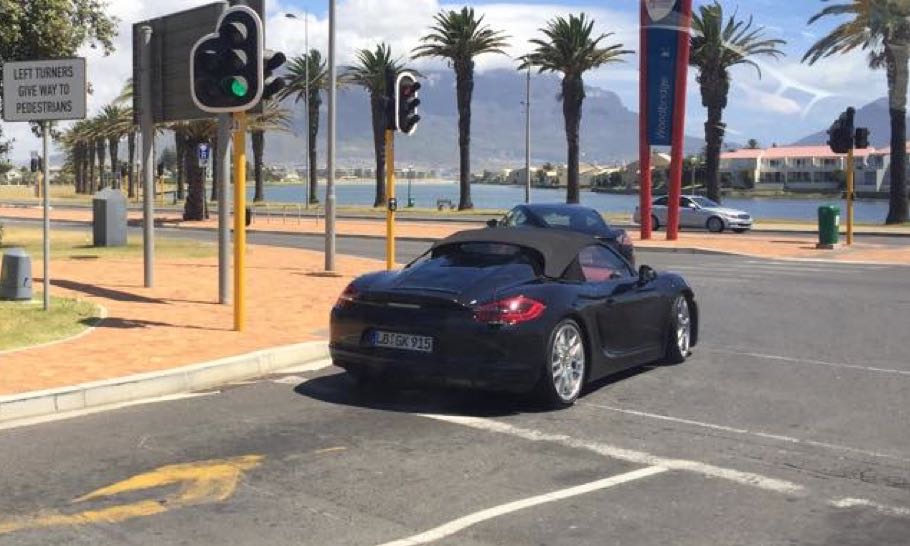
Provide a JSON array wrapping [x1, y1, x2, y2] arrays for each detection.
[[330, 227, 698, 408], [633, 195, 753, 233], [488, 203, 635, 265]]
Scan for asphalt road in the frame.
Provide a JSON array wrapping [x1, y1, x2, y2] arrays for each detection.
[[1, 219, 910, 545]]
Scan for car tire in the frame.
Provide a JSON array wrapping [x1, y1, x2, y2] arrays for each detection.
[[536, 318, 587, 408], [706, 216, 725, 233], [651, 215, 660, 231], [665, 295, 692, 365]]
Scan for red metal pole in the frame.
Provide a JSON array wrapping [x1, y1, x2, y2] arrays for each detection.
[[639, 0, 652, 241], [666, 0, 693, 241]]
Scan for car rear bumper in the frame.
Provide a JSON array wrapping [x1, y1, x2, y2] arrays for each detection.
[[330, 304, 548, 393]]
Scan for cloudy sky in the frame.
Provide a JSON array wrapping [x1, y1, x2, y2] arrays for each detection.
[[1, 0, 887, 163]]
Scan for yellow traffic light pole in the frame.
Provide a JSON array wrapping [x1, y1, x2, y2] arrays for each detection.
[[233, 111, 248, 331], [385, 129, 396, 270], [846, 148, 854, 246]]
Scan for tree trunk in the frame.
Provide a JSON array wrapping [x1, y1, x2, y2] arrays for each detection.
[[127, 131, 136, 198], [175, 131, 186, 201], [95, 140, 106, 189], [252, 129, 265, 202], [703, 104, 725, 204], [455, 61, 475, 210], [886, 42, 909, 224], [108, 137, 119, 189], [562, 76, 584, 204], [308, 98, 320, 205], [370, 93, 387, 207], [88, 141, 96, 194], [183, 135, 207, 221]]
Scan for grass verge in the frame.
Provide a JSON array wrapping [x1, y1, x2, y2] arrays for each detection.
[[0, 225, 217, 260], [0, 295, 100, 352]]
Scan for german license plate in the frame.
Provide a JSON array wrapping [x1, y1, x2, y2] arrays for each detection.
[[372, 331, 433, 353]]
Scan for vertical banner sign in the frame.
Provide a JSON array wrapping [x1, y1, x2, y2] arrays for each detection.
[[645, 0, 682, 146], [642, 0, 693, 241]]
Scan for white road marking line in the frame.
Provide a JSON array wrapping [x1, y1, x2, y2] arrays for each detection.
[[707, 348, 910, 377], [582, 403, 910, 465], [745, 260, 886, 271], [374, 466, 668, 546], [0, 392, 217, 431], [419, 414, 804, 495], [829, 498, 910, 518]]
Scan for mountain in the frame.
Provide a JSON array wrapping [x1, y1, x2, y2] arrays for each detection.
[[794, 97, 898, 148], [263, 68, 703, 171]]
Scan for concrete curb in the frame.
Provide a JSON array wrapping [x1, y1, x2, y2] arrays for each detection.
[[0, 340, 329, 423]]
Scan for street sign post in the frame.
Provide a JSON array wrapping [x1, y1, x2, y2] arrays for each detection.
[[1, 58, 87, 122], [2, 58, 87, 312], [197, 143, 211, 168]]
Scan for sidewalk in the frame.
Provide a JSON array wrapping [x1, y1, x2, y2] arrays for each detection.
[[0, 243, 378, 396], [2, 204, 908, 264]]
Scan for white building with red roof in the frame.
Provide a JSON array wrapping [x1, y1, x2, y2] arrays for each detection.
[[719, 145, 889, 194]]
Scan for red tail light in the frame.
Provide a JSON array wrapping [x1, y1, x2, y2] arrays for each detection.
[[474, 296, 546, 325], [335, 283, 359, 308]]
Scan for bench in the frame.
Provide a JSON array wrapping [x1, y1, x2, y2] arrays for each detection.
[[436, 198, 455, 211]]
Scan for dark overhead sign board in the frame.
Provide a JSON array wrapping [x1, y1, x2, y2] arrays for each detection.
[[132, 0, 264, 124]]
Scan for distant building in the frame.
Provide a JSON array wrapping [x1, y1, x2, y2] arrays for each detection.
[[719, 145, 888, 193]]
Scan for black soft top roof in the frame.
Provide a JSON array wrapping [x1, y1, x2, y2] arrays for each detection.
[[432, 227, 598, 278]]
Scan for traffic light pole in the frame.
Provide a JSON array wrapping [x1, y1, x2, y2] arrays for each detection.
[[233, 112, 248, 331], [385, 129, 396, 271], [217, 114, 231, 305], [846, 148, 855, 246]]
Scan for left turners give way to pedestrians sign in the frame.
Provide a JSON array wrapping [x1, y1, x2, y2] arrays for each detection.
[[2, 58, 87, 122]]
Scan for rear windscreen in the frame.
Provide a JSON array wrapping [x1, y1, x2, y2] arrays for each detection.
[[429, 243, 544, 275]]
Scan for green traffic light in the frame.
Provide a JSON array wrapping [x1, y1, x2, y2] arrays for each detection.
[[228, 77, 248, 98]]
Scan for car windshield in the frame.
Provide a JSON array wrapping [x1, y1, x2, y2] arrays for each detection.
[[535, 208, 607, 234], [690, 197, 720, 208]]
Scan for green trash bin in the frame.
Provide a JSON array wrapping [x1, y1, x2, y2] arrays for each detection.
[[817, 205, 840, 248]]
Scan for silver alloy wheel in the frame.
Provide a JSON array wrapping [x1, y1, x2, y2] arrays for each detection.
[[675, 296, 691, 356], [707, 217, 724, 233], [550, 323, 585, 403]]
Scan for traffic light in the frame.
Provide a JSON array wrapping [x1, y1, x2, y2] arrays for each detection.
[[29, 157, 40, 173], [395, 71, 421, 135], [262, 50, 287, 101], [854, 127, 870, 150], [191, 5, 264, 113], [827, 107, 855, 154]]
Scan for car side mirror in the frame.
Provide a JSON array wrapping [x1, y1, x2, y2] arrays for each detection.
[[638, 265, 657, 286], [486, 219, 499, 228]]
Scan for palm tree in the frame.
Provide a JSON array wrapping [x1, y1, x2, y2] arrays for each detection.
[[278, 49, 327, 206], [114, 79, 138, 198], [520, 13, 631, 204], [804, 0, 910, 224], [413, 7, 509, 210], [181, 120, 217, 221], [689, 2, 785, 204], [342, 43, 410, 207], [98, 104, 131, 190], [248, 100, 292, 202]]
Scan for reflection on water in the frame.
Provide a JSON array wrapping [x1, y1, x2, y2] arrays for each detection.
[[252, 182, 890, 223]]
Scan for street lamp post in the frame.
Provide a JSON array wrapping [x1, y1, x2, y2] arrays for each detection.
[[407, 166, 414, 208], [326, 0, 337, 273]]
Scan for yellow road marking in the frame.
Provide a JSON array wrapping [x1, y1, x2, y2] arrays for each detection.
[[0, 455, 262, 535]]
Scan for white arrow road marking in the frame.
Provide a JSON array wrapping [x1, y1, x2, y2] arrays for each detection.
[[375, 466, 667, 546]]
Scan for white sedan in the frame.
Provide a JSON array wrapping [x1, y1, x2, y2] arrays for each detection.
[[634, 195, 753, 233]]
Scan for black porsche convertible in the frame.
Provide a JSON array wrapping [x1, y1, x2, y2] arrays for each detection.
[[330, 227, 698, 407]]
